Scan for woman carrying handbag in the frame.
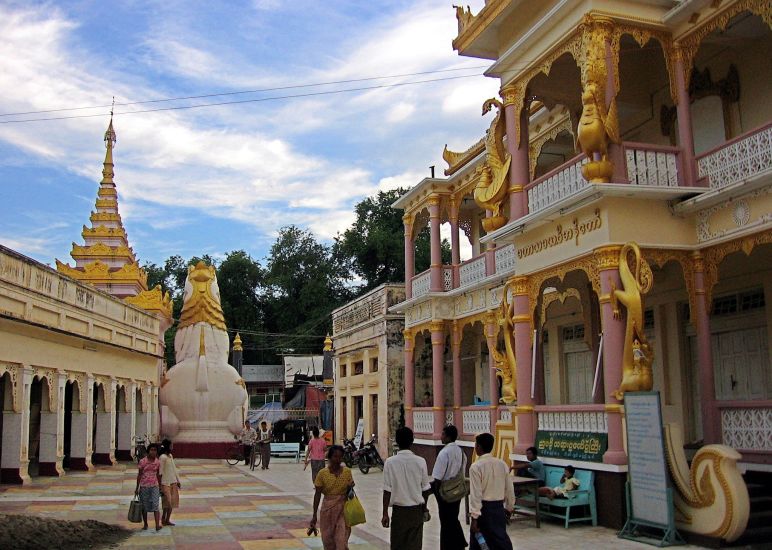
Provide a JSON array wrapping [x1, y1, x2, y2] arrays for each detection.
[[135, 443, 162, 531]]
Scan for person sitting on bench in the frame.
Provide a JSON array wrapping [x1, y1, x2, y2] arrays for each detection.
[[538, 465, 580, 499], [509, 446, 545, 487]]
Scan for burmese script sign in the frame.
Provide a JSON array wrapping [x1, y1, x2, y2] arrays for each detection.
[[517, 208, 602, 259], [535, 430, 607, 462], [624, 392, 670, 527]]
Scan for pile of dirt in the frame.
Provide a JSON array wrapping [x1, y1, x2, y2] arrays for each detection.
[[0, 513, 132, 549]]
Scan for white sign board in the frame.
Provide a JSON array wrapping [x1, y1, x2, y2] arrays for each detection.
[[353, 418, 365, 449], [624, 392, 670, 527]]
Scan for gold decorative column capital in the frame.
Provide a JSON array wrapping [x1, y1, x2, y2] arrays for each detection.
[[429, 320, 446, 334], [509, 275, 529, 296], [403, 329, 415, 352], [691, 250, 705, 273], [427, 195, 441, 208], [594, 245, 623, 270], [500, 81, 525, 108]]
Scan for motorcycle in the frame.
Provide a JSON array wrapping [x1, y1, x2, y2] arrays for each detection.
[[342, 437, 357, 468], [355, 436, 384, 474]]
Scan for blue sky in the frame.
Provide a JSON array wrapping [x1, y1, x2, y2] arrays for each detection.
[[0, 0, 495, 267]]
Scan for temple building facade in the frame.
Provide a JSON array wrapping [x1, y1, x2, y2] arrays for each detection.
[[0, 119, 171, 483], [392, 0, 770, 539], [332, 284, 406, 458]]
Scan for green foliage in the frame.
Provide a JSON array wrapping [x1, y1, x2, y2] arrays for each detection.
[[336, 187, 451, 292]]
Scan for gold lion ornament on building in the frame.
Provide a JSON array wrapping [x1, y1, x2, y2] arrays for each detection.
[[611, 242, 654, 400], [493, 280, 517, 404], [474, 97, 511, 232], [577, 81, 620, 183]]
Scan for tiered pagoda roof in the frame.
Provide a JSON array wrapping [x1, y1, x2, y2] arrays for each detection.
[[56, 118, 171, 319]]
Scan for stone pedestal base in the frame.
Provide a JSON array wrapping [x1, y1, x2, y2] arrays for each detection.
[[172, 441, 233, 459]]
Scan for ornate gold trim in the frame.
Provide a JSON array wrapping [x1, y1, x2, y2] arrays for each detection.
[[443, 138, 485, 176], [677, 0, 772, 90], [540, 289, 581, 326], [529, 114, 575, 179]]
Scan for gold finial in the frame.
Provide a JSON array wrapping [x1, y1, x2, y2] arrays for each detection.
[[233, 333, 243, 352], [199, 328, 206, 357], [102, 114, 117, 184], [323, 334, 333, 352]]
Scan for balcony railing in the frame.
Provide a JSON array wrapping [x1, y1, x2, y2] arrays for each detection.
[[718, 401, 772, 452], [494, 243, 516, 274], [625, 143, 681, 187], [526, 154, 589, 214], [413, 408, 434, 435], [697, 122, 772, 190], [443, 266, 453, 291], [411, 269, 430, 298], [535, 404, 608, 433], [459, 254, 487, 288], [461, 406, 491, 435]]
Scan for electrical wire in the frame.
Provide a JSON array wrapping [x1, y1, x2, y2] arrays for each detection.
[[0, 74, 483, 124], [0, 65, 490, 117]]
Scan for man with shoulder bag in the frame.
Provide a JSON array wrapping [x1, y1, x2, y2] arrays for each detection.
[[432, 425, 468, 549]]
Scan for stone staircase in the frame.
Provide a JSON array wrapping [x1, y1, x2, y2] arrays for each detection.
[[733, 470, 772, 547]]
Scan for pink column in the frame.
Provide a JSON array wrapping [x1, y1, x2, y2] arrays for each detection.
[[449, 200, 461, 288], [430, 321, 446, 438], [403, 330, 415, 430], [675, 50, 697, 186], [605, 39, 628, 183], [504, 94, 529, 220], [485, 212, 496, 276], [693, 252, 719, 443], [484, 314, 500, 432], [404, 217, 415, 299], [428, 197, 443, 292], [452, 321, 462, 428], [597, 246, 627, 464], [511, 277, 535, 454]]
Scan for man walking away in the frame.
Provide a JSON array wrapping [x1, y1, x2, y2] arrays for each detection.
[[382, 426, 432, 550], [432, 425, 467, 549], [469, 433, 514, 550]]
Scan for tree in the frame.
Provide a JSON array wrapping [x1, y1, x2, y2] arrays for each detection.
[[264, 226, 352, 356], [336, 188, 451, 291]]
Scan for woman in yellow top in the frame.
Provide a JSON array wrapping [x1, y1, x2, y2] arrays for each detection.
[[309, 445, 354, 549]]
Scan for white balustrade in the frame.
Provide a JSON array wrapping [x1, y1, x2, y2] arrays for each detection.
[[625, 146, 679, 187], [411, 270, 431, 298], [527, 156, 589, 214], [443, 266, 453, 291], [413, 410, 435, 434], [459, 255, 486, 288], [697, 124, 772, 189], [499, 409, 512, 424], [462, 408, 491, 434], [494, 244, 516, 274], [537, 410, 608, 433], [721, 407, 772, 451]]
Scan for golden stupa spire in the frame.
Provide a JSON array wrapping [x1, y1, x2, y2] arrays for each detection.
[[102, 104, 117, 184], [323, 334, 333, 352], [233, 333, 243, 352]]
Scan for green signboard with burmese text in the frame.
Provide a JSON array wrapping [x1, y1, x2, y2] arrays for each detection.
[[535, 430, 608, 462]]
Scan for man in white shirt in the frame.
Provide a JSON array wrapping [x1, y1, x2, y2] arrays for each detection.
[[431, 425, 467, 550], [382, 426, 432, 550], [469, 432, 514, 550]]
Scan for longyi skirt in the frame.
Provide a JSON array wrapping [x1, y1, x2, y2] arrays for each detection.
[[161, 484, 179, 509], [139, 485, 160, 513]]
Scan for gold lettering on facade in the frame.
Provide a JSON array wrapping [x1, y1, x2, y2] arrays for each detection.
[[517, 209, 602, 259]]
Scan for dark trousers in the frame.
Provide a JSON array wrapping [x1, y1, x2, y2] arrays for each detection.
[[258, 442, 271, 468], [242, 444, 252, 465], [436, 494, 467, 549], [391, 504, 424, 550], [470, 500, 512, 550]]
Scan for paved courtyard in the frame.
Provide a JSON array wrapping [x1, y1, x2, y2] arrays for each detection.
[[0, 458, 704, 549]]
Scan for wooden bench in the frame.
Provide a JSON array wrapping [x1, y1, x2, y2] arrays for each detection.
[[517, 466, 597, 528], [269, 442, 301, 463]]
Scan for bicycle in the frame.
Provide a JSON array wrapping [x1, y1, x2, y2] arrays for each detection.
[[249, 444, 262, 471], [226, 438, 246, 465]]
